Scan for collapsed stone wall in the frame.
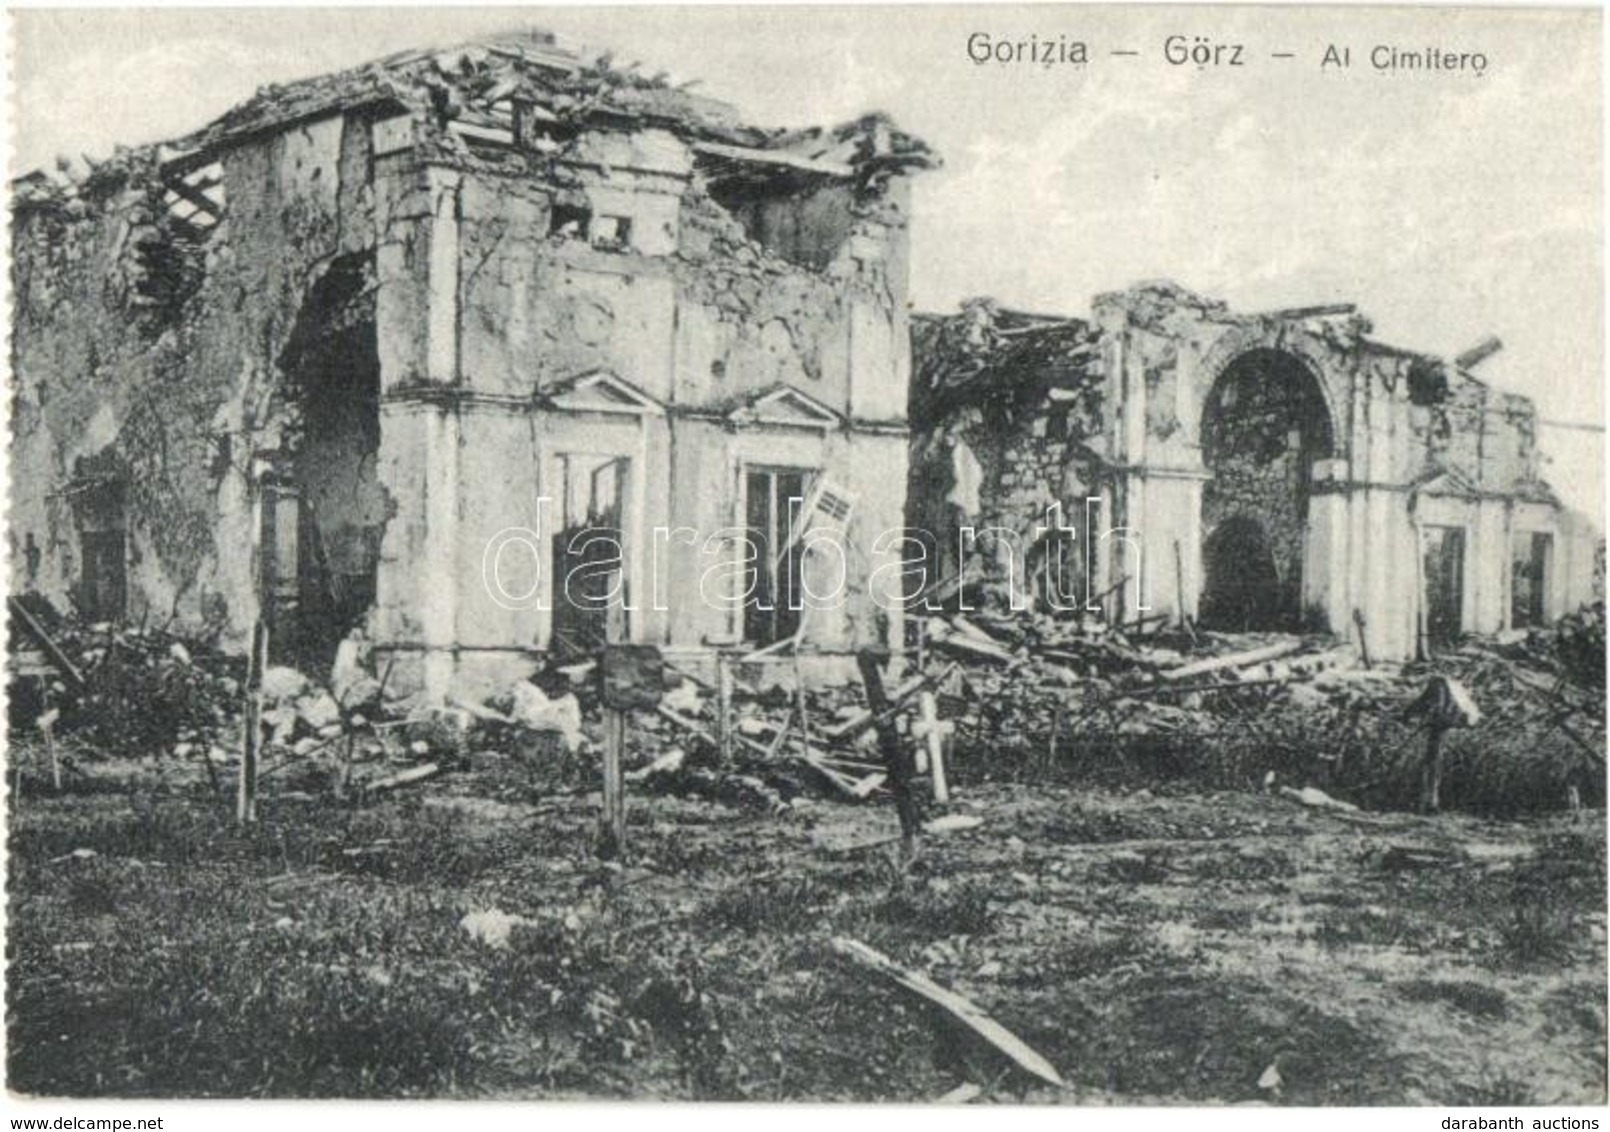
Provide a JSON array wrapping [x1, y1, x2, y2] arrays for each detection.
[[447, 127, 916, 421], [10, 114, 390, 648], [907, 302, 1106, 611], [1405, 365, 1544, 496]]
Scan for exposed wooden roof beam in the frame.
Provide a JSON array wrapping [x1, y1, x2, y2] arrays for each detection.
[[694, 141, 851, 179], [164, 174, 222, 220]]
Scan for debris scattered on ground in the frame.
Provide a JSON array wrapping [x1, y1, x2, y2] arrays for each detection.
[[7, 593, 1603, 821], [459, 908, 537, 950]]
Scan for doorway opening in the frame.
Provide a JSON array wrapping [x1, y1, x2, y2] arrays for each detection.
[[1200, 516, 1284, 631], [1510, 531, 1552, 630], [743, 467, 810, 645], [1422, 524, 1467, 648], [550, 453, 629, 659], [275, 253, 385, 671]]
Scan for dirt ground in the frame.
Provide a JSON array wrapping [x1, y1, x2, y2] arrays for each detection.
[[7, 745, 1605, 1104]]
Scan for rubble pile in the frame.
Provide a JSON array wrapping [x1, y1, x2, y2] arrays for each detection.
[[10, 587, 1604, 818], [1523, 600, 1604, 692], [918, 607, 1604, 814], [8, 600, 440, 793], [8, 598, 244, 760]]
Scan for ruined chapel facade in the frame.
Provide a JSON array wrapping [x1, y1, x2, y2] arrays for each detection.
[[10, 36, 933, 699], [910, 284, 1600, 661]]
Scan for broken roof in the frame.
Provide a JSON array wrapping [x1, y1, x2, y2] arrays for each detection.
[[911, 299, 1100, 428], [15, 29, 936, 203], [914, 282, 1529, 429]]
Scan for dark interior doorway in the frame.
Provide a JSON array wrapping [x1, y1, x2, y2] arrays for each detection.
[[1200, 516, 1284, 631], [744, 468, 808, 646], [550, 454, 628, 660], [1423, 524, 1467, 647], [274, 254, 384, 672], [1510, 531, 1552, 630], [73, 478, 128, 623]]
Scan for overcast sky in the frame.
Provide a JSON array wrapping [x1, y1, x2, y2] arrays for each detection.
[[10, 4, 1603, 515]]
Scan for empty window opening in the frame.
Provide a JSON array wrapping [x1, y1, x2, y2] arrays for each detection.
[[591, 214, 632, 251], [1511, 531, 1553, 630], [1422, 524, 1467, 649], [549, 203, 591, 240], [1045, 408, 1072, 442], [551, 453, 629, 659], [744, 468, 810, 645]]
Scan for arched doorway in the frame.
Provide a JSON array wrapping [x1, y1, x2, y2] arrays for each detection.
[[271, 253, 386, 671], [1199, 348, 1335, 632]]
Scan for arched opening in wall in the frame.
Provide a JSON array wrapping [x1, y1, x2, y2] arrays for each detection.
[[1199, 348, 1335, 632], [271, 253, 386, 671]]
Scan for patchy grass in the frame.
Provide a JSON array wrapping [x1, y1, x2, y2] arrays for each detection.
[[7, 770, 1605, 1103], [1399, 979, 1510, 1021]]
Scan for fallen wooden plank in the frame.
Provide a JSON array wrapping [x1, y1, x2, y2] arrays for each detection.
[[1277, 784, 1359, 813], [829, 937, 1065, 1089], [949, 615, 1011, 645], [1159, 638, 1305, 682], [739, 634, 800, 662], [923, 814, 984, 834], [800, 750, 863, 798], [927, 622, 1016, 665], [659, 702, 779, 760], [366, 763, 441, 794], [657, 703, 716, 743], [818, 664, 959, 742], [625, 748, 686, 782], [694, 140, 854, 179], [8, 598, 85, 690], [450, 697, 513, 724], [1118, 676, 1290, 698]]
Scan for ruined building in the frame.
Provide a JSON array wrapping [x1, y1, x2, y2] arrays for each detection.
[[910, 283, 1599, 661], [11, 34, 934, 698]]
